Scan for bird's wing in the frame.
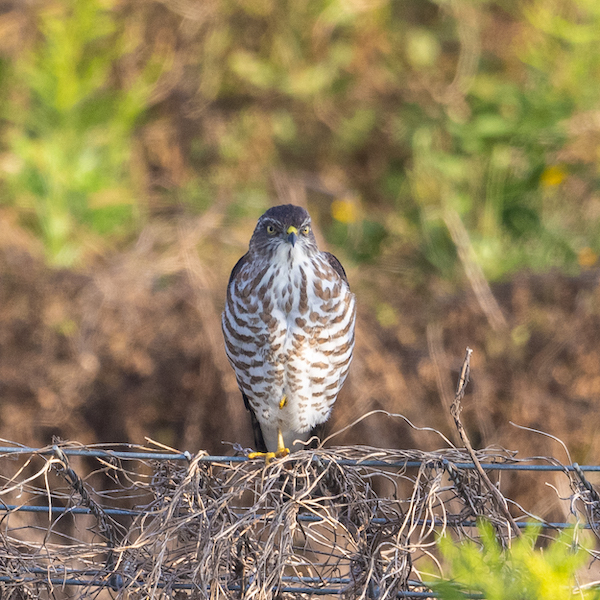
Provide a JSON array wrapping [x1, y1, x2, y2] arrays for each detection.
[[227, 252, 250, 286], [323, 252, 349, 285], [226, 254, 268, 451], [243, 392, 268, 452]]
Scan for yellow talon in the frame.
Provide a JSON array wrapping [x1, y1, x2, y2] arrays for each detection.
[[247, 428, 289, 464], [279, 395, 287, 409], [247, 450, 287, 465], [248, 451, 276, 464]]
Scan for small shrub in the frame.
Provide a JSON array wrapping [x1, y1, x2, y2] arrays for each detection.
[[2, 0, 151, 265], [430, 522, 598, 600]]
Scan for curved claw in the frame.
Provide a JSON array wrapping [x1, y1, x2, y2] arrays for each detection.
[[247, 447, 289, 465], [246, 427, 290, 465], [275, 447, 289, 459], [248, 451, 276, 463]]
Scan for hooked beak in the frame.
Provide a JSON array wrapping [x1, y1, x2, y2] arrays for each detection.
[[286, 226, 298, 247]]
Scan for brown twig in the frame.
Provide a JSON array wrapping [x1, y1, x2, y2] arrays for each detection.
[[450, 347, 522, 539], [10, 424, 597, 597], [51, 445, 125, 590], [444, 210, 507, 331]]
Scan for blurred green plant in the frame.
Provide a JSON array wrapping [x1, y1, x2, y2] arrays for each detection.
[[1, 0, 151, 265], [2, 0, 600, 279], [430, 522, 597, 600], [190, 0, 600, 278], [403, 0, 600, 280]]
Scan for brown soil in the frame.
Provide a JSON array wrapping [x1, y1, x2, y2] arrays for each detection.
[[1, 216, 599, 520]]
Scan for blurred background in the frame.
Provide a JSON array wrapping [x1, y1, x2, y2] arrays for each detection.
[[1, 0, 600, 517]]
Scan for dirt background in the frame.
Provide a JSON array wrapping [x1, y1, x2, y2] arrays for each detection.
[[1, 208, 599, 522]]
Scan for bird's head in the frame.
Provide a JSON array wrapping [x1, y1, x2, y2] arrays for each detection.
[[249, 204, 318, 257]]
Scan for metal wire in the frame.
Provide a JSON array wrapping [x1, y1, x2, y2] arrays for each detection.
[[0, 572, 480, 598], [0, 504, 587, 531], [0, 444, 596, 598], [0, 444, 598, 470], [0, 576, 483, 598]]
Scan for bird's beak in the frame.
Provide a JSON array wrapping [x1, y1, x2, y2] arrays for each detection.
[[286, 226, 298, 247]]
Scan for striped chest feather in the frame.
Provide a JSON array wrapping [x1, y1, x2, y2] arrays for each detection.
[[222, 243, 356, 434]]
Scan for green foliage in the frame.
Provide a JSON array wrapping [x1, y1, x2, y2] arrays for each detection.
[[3, 0, 600, 277], [2, 0, 150, 265], [188, 0, 600, 277], [431, 523, 598, 600], [404, 0, 600, 280]]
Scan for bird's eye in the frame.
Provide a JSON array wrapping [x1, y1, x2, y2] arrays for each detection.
[[301, 225, 310, 235], [266, 224, 276, 235]]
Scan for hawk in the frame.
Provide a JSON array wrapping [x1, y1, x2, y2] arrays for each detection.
[[222, 204, 356, 460]]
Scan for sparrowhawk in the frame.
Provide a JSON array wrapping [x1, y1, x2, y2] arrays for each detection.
[[222, 204, 356, 460]]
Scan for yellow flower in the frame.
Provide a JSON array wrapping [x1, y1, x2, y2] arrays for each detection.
[[540, 165, 566, 187], [331, 198, 358, 224], [578, 247, 598, 268]]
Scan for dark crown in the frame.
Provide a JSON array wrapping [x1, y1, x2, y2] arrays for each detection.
[[260, 204, 310, 227]]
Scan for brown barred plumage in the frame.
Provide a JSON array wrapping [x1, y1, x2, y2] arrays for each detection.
[[222, 204, 356, 456]]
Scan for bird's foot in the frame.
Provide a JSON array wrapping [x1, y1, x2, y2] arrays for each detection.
[[247, 450, 276, 463], [273, 428, 290, 461], [246, 427, 289, 464], [275, 446, 290, 459], [247, 447, 289, 465]]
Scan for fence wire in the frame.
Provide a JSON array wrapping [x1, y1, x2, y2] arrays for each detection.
[[0, 439, 598, 599]]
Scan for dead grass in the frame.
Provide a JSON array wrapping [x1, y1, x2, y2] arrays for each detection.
[[0, 414, 598, 599]]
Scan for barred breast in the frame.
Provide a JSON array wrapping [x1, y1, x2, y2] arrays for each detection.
[[222, 243, 356, 451]]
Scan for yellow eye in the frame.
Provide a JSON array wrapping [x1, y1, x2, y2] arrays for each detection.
[[266, 224, 276, 235], [301, 225, 310, 235]]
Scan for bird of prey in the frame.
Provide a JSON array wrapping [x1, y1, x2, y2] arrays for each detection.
[[222, 204, 356, 461]]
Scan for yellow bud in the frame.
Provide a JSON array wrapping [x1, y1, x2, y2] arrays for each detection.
[[331, 198, 358, 224], [578, 247, 597, 268], [540, 165, 566, 187]]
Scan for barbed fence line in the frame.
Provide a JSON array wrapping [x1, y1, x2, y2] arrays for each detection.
[[1, 351, 599, 599], [0, 435, 598, 599]]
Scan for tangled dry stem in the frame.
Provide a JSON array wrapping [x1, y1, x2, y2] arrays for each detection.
[[0, 348, 594, 599], [0, 428, 595, 600]]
